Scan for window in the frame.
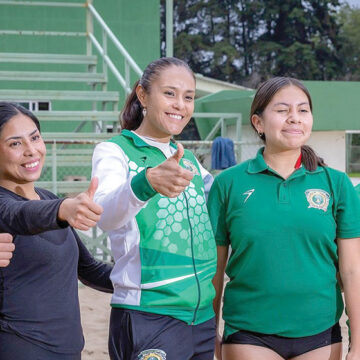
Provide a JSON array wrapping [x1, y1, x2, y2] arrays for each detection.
[[15, 101, 51, 111], [347, 132, 360, 174]]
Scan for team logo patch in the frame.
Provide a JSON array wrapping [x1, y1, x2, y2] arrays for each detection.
[[182, 159, 199, 175], [305, 189, 330, 212], [138, 349, 167, 360]]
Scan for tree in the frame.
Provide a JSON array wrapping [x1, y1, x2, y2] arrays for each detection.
[[250, 0, 342, 81], [338, 4, 360, 80], [161, 0, 347, 86]]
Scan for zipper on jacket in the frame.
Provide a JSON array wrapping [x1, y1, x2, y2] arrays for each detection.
[[142, 144, 202, 324], [184, 191, 201, 325]]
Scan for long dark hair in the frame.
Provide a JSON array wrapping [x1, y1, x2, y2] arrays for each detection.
[[250, 77, 325, 171], [120, 57, 195, 130], [0, 102, 41, 134]]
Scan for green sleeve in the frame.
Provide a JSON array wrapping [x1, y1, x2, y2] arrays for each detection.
[[207, 177, 229, 246], [130, 168, 157, 201], [355, 184, 360, 199], [336, 174, 360, 239]]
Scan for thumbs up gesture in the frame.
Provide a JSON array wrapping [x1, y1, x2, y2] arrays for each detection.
[[146, 143, 194, 198], [58, 177, 103, 230], [0, 233, 14, 267]]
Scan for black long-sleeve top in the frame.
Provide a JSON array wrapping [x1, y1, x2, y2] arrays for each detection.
[[0, 186, 113, 354]]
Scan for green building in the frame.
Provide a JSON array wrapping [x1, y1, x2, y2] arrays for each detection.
[[194, 81, 360, 174], [0, 0, 160, 132], [0, 0, 160, 194]]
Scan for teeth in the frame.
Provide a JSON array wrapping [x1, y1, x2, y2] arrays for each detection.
[[168, 114, 182, 120], [24, 161, 39, 169]]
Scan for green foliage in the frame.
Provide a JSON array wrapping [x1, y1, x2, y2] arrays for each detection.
[[161, 0, 359, 86], [338, 5, 360, 80]]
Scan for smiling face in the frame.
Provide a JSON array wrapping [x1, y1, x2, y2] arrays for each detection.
[[0, 113, 46, 191], [252, 85, 313, 153], [136, 65, 196, 142]]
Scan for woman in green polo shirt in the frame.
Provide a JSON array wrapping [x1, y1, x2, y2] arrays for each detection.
[[209, 77, 360, 360]]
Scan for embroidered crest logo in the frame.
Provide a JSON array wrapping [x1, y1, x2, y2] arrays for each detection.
[[182, 159, 199, 175], [138, 349, 167, 360], [305, 189, 330, 212]]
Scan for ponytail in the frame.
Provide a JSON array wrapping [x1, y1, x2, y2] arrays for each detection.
[[120, 80, 143, 130], [301, 145, 326, 171]]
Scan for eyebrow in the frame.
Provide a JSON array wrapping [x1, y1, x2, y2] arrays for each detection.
[[162, 86, 195, 93], [5, 129, 38, 142], [273, 102, 309, 107]]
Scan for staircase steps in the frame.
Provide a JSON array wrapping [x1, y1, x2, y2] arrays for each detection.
[[0, 89, 119, 103], [35, 111, 118, 122], [0, 70, 106, 84], [0, 53, 98, 65]]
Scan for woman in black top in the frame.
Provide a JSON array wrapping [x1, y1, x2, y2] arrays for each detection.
[[0, 102, 113, 360]]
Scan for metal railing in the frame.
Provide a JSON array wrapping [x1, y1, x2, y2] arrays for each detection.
[[86, 1, 142, 93], [0, 1, 243, 137], [193, 112, 242, 140], [35, 130, 260, 260], [38, 128, 256, 197], [0, 0, 251, 259], [0, 0, 142, 95]]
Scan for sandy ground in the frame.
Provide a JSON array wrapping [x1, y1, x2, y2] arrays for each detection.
[[79, 286, 112, 360], [79, 286, 350, 360]]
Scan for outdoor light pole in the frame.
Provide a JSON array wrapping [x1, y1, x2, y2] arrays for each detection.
[[166, 0, 173, 57]]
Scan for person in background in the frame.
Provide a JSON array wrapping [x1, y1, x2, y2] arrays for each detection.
[[209, 77, 360, 360], [0, 102, 113, 360], [92, 57, 216, 360]]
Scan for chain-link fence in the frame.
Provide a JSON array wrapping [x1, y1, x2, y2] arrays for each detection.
[[37, 139, 261, 261], [39, 141, 94, 197], [39, 139, 262, 195]]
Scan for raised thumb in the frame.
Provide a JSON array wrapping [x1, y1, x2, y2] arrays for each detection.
[[171, 143, 184, 163], [86, 177, 98, 200]]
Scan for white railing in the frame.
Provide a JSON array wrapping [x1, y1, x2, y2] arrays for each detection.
[[0, 1, 243, 141], [87, 2, 142, 93], [0, 0, 142, 94]]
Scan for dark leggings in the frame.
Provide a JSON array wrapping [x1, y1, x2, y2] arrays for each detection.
[[0, 331, 81, 360]]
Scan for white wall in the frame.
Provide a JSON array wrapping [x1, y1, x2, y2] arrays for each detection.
[[204, 126, 347, 173], [306, 131, 346, 172], [235, 128, 347, 172], [225, 124, 262, 163]]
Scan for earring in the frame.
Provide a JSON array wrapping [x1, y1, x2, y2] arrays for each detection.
[[258, 132, 265, 140], [142, 107, 147, 117]]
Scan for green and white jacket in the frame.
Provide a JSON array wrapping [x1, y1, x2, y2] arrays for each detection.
[[92, 130, 216, 324]]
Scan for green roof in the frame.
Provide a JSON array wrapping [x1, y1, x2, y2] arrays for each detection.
[[194, 81, 360, 139], [194, 89, 254, 139]]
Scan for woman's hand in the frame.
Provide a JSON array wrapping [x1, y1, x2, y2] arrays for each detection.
[[0, 233, 14, 267], [58, 177, 103, 231], [146, 143, 193, 198]]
